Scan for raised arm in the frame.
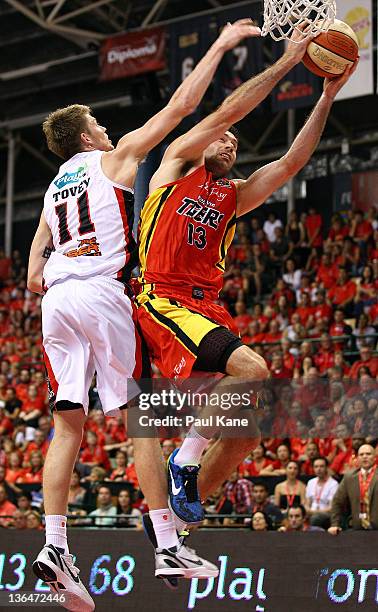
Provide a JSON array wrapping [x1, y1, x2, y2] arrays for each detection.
[[149, 28, 311, 190], [102, 20, 260, 181], [27, 211, 53, 294], [235, 62, 358, 217]]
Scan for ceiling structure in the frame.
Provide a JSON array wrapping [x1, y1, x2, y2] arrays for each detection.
[[0, 0, 377, 253]]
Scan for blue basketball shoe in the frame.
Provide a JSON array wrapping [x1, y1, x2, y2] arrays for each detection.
[[167, 449, 204, 525]]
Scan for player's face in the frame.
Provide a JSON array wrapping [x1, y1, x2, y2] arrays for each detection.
[[204, 131, 238, 178], [84, 115, 114, 151]]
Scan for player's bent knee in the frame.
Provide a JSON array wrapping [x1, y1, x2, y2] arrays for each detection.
[[226, 345, 269, 380]]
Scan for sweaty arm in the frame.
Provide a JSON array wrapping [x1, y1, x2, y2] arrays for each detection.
[[235, 62, 358, 217], [27, 211, 53, 294], [102, 20, 260, 184]]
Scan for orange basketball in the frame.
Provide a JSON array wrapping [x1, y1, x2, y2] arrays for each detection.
[[302, 19, 359, 79]]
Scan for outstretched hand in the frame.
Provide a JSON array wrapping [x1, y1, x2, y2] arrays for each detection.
[[216, 18, 261, 52], [323, 59, 359, 99], [285, 22, 316, 64]]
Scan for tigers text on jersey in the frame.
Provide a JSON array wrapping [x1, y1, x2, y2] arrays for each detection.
[[138, 165, 237, 300], [43, 150, 137, 288]]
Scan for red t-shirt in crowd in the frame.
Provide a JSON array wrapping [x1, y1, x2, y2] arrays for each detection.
[[306, 214, 323, 247], [328, 281, 356, 306], [316, 264, 338, 289], [313, 303, 333, 322], [354, 220, 373, 239], [349, 357, 378, 379], [314, 350, 334, 374], [295, 305, 314, 325], [19, 468, 43, 484], [80, 445, 111, 471], [328, 226, 349, 242], [239, 458, 274, 477], [234, 314, 253, 335], [21, 397, 45, 414]]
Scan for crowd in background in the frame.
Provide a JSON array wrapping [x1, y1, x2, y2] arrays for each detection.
[[0, 205, 377, 532]]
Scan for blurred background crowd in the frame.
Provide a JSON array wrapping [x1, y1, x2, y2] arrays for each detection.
[[0, 205, 377, 533]]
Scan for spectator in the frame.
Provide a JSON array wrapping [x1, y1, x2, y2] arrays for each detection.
[[352, 314, 376, 351], [16, 491, 33, 513], [250, 511, 273, 531], [223, 471, 253, 515], [10, 509, 27, 530], [250, 482, 283, 528], [283, 258, 302, 291], [285, 211, 306, 263], [233, 301, 253, 337], [315, 253, 339, 291], [312, 289, 333, 323], [328, 268, 357, 315], [349, 345, 378, 379], [116, 489, 142, 528], [270, 227, 291, 272], [274, 461, 306, 512], [279, 504, 324, 532], [25, 510, 43, 530], [326, 214, 349, 246], [263, 212, 283, 243], [108, 450, 129, 481], [239, 445, 274, 477], [354, 265, 376, 315], [5, 451, 24, 484], [305, 457, 338, 528], [19, 450, 43, 484], [329, 308, 353, 350], [272, 444, 291, 475], [89, 486, 117, 527], [305, 207, 323, 250], [350, 210, 373, 244], [329, 444, 378, 532], [80, 431, 111, 472], [18, 384, 45, 427], [4, 387, 22, 422], [270, 352, 292, 381], [161, 439, 176, 461], [0, 483, 16, 527], [314, 334, 335, 374], [67, 469, 86, 509]]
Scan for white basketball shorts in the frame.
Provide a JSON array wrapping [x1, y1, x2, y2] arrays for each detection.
[[42, 276, 141, 416]]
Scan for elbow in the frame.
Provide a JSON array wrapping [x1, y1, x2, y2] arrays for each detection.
[[172, 97, 197, 118], [282, 154, 302, 178]]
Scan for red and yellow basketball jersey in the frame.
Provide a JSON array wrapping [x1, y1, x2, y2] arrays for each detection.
[[138, 165, 237, 300]]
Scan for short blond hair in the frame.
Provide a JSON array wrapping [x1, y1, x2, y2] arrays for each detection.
[[42, 104, 91, 160]]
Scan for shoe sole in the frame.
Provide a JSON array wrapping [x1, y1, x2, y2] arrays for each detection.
[[183, 567, 219, 579], [155, 568, 186, 578], [32, 560, 94, 612]]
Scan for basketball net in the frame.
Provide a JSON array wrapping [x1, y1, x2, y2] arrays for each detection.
[[262, 0, 336, 42]]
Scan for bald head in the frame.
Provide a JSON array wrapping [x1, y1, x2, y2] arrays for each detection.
[[358, 444, 376, 470]]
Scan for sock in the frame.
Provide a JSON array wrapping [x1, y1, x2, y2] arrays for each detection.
[[173, 513, 188, 535], [174, 426, 210, 466], [150, 509, 179, 550], [45, 515, 69, 555]]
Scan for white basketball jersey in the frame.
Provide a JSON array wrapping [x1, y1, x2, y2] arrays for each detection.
[[43, 150, 137, 289]]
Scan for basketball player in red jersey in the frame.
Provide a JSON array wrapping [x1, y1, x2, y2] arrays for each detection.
[[136, 35, 357, 543], [27, 21, 260, 607]]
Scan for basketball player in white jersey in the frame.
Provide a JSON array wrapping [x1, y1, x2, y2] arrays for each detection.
[[27, 21, 260, 610]]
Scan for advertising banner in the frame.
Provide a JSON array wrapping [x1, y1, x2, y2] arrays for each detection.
[[1, 530, 377, 611], [352, 170, 378, 210], [335, 0, 373, 100], [271, 41, 322, 111], [100, 27, 166, 81]]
